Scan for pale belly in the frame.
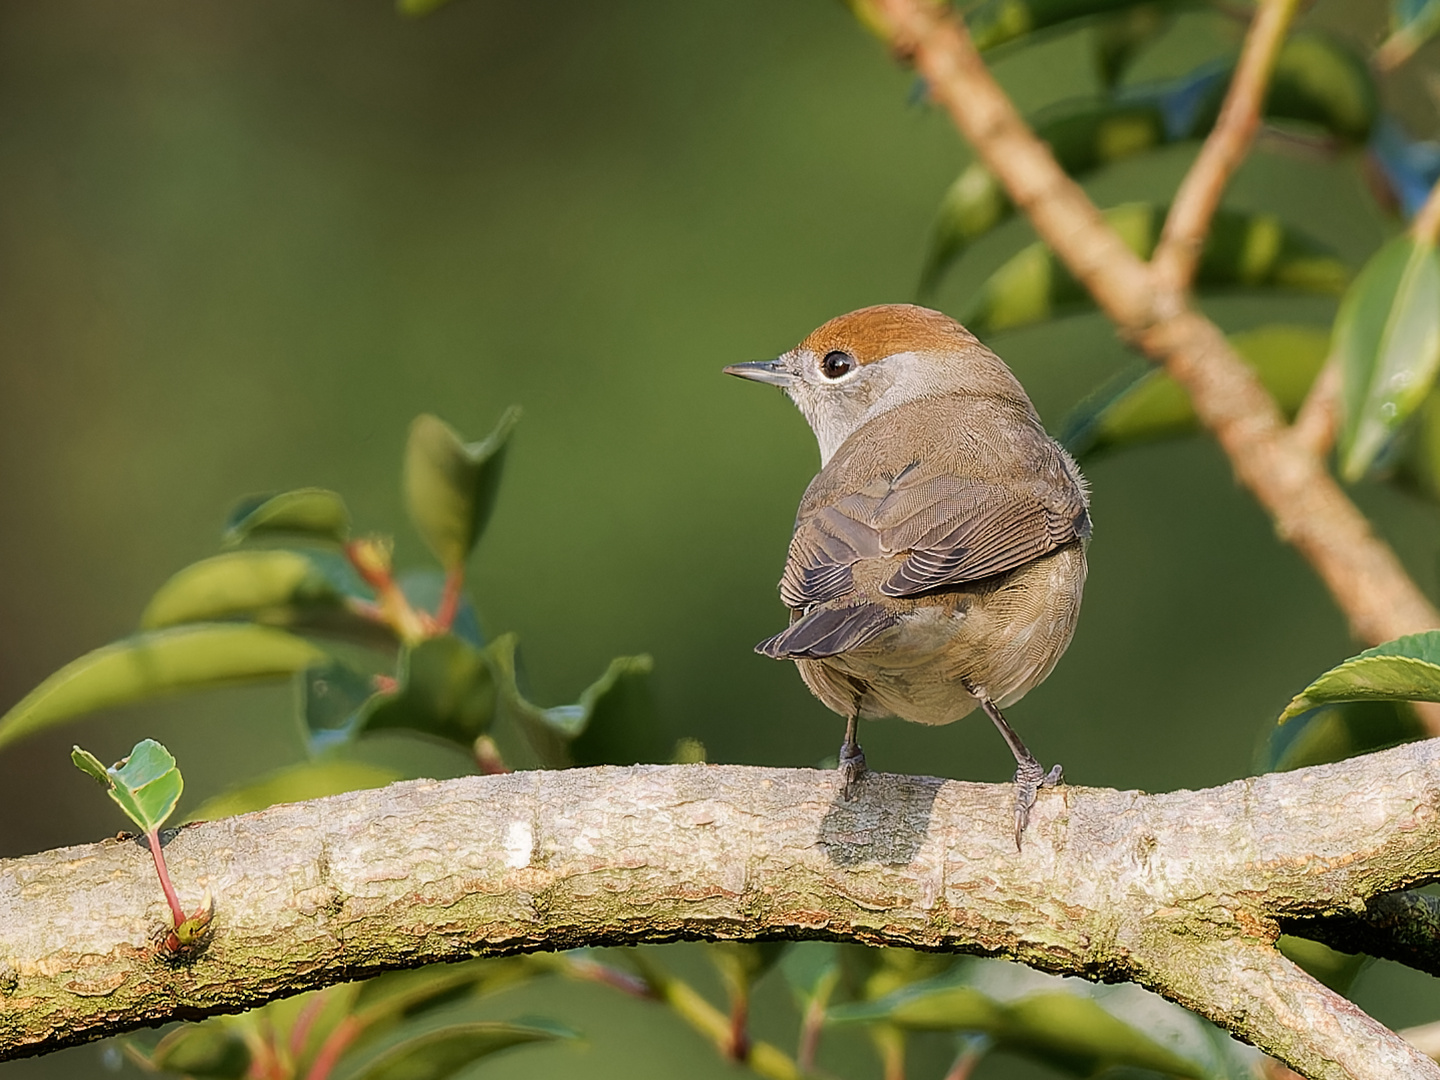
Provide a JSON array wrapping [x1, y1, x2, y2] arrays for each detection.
[[795, 542, 1086, 725]]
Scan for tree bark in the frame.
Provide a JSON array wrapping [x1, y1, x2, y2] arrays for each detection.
[[3, 748, 1440, 1078]]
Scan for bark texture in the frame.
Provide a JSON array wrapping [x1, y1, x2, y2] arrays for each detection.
[[3, 749, 1440, 1078]]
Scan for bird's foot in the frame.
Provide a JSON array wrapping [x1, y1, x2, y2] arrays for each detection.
[[838, 741, 867, 801], [1013, 759, 1063, 850]]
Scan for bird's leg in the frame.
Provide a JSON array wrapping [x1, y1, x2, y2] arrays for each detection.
[[838, 712, 866, 800], [973, 689, 1062, 850]]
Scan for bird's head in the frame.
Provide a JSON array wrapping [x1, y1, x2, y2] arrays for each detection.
[[724, 304, 1031, 464]]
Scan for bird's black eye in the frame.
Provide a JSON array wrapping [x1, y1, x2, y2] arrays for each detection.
[[821, 350, 855, 379]]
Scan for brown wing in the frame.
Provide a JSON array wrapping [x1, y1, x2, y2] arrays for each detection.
[[779, 414, 1088, 609]]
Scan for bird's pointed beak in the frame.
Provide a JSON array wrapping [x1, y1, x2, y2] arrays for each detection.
[[723, 358, 793, 387]]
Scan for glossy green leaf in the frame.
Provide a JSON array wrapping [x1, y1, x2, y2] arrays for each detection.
[[1337, 235, 1440, 481], [186, 759, 400, 822], [1092, 3, 1173, 87], [71, 746, 110, 785], [404, 409, 520, 571], [1280, 631, 1440, 721], [329, 1013, 568, 1080], [960, 204, 1345, 336], [224, 488, 351, 547], [140, 549, 368, 631], [144, 1021, 252, 1079], [831, 981, 1206, 1078], [830, 985, 1004, 1030], [1001, 992, 1208, 1077], [921, 34, 1373, 290], [486, 632, 653, 767], [1259, 699, 1423, 773], [357, 634, 496, 747], [0, 625, 328, 752], [397, 0, 457, 14], [781, 941, 840, 1001], [301, 660, 380, 745], [351, 958, 535, 1028], [74, 738, 183, 833], [397, 568, 484, 647], [966, 0, 1187, 53], [1392, 384, 1440, 502], [709, 942, 789, 1000], [1267, 33, 1376, 143], [1061, 325, 1331, 458]]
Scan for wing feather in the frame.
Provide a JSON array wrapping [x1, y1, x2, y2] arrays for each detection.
[[777, 407, 1088, 608]]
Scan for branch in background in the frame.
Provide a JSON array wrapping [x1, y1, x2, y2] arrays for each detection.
[[1151, 0, 1302, 294], [869, 0, 1440, 671], [1290, 361, 1342, 459], [4, 753, 1440, 1078], [1411, 175, 1440, 249], [1285, 891, 1440, 978]]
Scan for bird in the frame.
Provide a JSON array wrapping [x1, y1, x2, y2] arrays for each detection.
[[724, 304, 1090, 847]]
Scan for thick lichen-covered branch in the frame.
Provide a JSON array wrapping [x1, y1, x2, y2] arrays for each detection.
[[2, 747, 1440, 1079]]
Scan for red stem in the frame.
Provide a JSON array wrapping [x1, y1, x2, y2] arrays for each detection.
[[435, 567, 465, 631], [726, 994, 751, 1062], [304, 1015, 363, 1080], [288, 992, 330, 1065], [146, 828, 187, 930]]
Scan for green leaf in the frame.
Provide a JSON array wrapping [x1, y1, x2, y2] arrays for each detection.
[[1061, 325, 1331, 458], [404, 409, 520, 571], [781, 941, 840, 1002], [920, 34, 1372, 291], [144, 1021, 252, 1079], [75, 738, 184, 833], [0, 625, 328, 752], [396, 568, 484, 647], [1259, 699, 1423, 773], [1280, 631, 1440, 721], [1337, 235, 1440, 481], [140, 550, 369, 631], [397, 0, 457, 14], [486, 633, 653, 768], [329, 1012, 569, 1080], [709, 943, 789, 999], [1266, 32, 1376, 143], [1092, 3, 1173, 87], [830, 985, 1005, 1030], [185, 759, 401, 822], [71, 746, 110, 786], [1392, 383, 1440, 502], [959, 205, 1345, 336], [300, 660, 381, 746], [831, 981, 1207, 1078], [352, 958, 539, 1029], [356, 635, 496, 747], [966, 0, 1187, 53], [1001, 992, 1208, 1077], [224, 488, 351, 547]]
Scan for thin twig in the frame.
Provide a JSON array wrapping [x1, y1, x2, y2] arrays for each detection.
[[1411, 176, 1440, 248], [1290, 360, 1341, 460], [1151, 0, 1302, 294]]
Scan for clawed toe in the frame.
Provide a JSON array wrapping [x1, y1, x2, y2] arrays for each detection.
[[838, 742, 867, 801], [1012, 760, 1063, 850]]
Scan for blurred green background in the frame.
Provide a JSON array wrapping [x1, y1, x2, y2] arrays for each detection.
[[1, 1, 1438, 1077]]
